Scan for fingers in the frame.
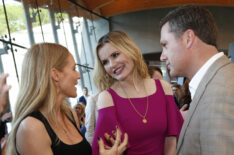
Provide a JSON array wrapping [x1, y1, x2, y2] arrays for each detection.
[[0, 74, 10, 117], [112, 130, 116, 138], [104, 145, 111, 150], [98, 137, 105, 153], [118, 133, 128, 153], [115, 126, 121, 145], [104, 126, 122, 145], [122, 133, 128, 146], [0, 73, 9, 90], [180, 104, 188, 111], [2, 84, 11, 93], [99, 126, 129, 155], [104, 133, 115, 145]]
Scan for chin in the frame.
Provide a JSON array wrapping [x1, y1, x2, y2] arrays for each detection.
[[169, 72, 175, 78], [115, 75, 128, 81], [170, 72, 179, 78], [70, 93, 77, 98]]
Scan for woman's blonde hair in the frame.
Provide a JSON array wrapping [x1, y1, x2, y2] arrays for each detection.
[[93, 31, 149, 92], [7, 43, 73, 155]]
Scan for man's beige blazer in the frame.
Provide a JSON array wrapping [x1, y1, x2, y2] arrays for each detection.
[[177, 55, 234, 155]]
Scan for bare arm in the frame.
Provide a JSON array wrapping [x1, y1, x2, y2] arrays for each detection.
[[164, 136, 176, 155], [92, 91, 120, 155], [160, 79, 180, 155], [16, 117, 53, 155]]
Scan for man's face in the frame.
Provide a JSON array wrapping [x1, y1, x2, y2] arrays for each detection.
[[83, 88, 88, 96], [160, 22, 187, 77]]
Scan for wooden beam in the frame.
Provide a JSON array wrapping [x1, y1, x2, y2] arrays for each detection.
[[84, 0, 115, 10], [14, 0, 234, 18], [100, 0, 234, 17]]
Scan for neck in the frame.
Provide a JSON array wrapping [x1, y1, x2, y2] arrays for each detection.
[[186, 42, 218, 80], [119, 75, 144, 91], [55, 96, 64, 113], [40, 94, 64, 115]]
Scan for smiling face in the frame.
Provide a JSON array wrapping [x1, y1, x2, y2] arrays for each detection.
[[56, 54, 81, 98], [160, 22, 188, 78], [98, 43, 134, 81]]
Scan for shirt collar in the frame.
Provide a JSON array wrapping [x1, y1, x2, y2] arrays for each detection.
[[189, 52, 224, 100]]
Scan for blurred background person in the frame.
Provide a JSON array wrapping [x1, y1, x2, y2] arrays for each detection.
[[73, 103, 86, 135], [174, 79, 191, 110], [78, 87, 89, 106], [148, 66, 163, 80]]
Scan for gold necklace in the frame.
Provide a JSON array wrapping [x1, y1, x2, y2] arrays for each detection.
[[119, 81, 149, 124]]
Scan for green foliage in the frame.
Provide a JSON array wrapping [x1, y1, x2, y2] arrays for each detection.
[[0, 4, 26, 35], [30, 8, 50, 27], [0, 4, 53, 35]]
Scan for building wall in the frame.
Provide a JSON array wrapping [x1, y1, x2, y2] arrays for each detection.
[[110, 6, 234, 55]]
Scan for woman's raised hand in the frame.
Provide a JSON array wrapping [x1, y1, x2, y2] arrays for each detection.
[[98, 126, 128, 155]]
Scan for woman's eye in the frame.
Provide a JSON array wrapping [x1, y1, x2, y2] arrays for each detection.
[[102, 60, 108, 65], [112, 52, 119, 58]]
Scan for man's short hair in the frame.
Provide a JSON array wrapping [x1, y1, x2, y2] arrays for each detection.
[[160, 4, 218, 47]]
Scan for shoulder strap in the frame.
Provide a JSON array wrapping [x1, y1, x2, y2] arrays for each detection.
[[67, 110, 84, 137], [28, 111, 57, 146], [68, 110, 79, 131]]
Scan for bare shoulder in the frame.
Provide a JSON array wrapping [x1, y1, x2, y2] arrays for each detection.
[[16, 116, 52, 154], [159, 79, 173, 95], [17, 116, 48, 139], [97, 90, 114, 110], [144, 78, 155, 85]]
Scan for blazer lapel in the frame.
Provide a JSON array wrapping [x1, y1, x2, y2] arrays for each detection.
[[177, 55, 231, 153]]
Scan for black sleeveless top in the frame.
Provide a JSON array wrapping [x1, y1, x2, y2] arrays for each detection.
[[26, 111, 92, 155]]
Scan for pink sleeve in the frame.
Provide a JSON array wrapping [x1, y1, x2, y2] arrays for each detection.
[[92, 106, 126, 155], [166, 95, 184, 137]]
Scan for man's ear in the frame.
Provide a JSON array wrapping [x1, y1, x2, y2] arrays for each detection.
[[51, 68, 59, 82], [183, 29, 195, 49]]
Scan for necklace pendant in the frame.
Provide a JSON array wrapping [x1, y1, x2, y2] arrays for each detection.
[[142, 118, 147, 123]]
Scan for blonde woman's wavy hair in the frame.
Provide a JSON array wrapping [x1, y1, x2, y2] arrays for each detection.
[[93, 31, 149, 92], [7, 43, 73, 155]]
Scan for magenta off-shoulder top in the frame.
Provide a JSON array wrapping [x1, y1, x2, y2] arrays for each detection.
[[92, 80, 183, 155]]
